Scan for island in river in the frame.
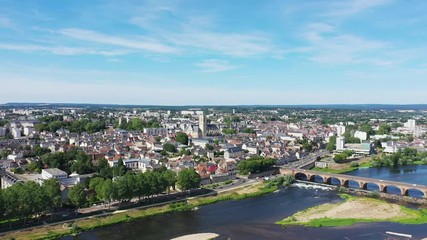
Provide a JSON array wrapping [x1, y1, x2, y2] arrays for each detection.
[[277, 194, 427, 227]]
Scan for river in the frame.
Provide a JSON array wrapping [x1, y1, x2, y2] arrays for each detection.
[[63, 165, 427, 240]]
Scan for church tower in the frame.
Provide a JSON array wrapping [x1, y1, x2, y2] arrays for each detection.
[[198, 113, 207, 138]]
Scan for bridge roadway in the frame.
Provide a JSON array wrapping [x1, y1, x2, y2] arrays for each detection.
[[280, 168, 427, 198]]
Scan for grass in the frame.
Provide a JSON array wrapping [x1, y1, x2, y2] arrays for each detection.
[[312, 160, 374, 174], [276, 193, 427, 227], [2, 181, 278, 240]]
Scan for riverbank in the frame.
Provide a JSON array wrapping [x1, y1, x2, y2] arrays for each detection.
[[0, 181, 278, 240], [277, 194, 427, 227]]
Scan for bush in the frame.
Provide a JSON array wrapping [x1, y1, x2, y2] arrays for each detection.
[[349, 162, 359, 168]]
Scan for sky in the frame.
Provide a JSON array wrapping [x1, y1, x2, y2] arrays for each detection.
[[0, 0, 426, 105]]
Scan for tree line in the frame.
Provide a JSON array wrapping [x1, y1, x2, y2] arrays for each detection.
[[237, 156, 276, 175], [372, 148, 427, 167], [0, 179, 61, 226], [68, 168, 201, 208]]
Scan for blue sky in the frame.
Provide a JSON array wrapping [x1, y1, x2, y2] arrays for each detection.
[[0, 0, 426, 105]]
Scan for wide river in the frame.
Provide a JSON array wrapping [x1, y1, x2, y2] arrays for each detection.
[[63, 165, 427, 240]]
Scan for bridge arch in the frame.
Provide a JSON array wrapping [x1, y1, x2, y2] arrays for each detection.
[[405, 188, 425, 198], [361, 182, 380, 191], [324, 176, 342, 186], [381, 185, 401, 196], [294, 172, 308, 181], [309, 174, 324, 183]]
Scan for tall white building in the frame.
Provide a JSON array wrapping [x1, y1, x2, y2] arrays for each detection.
[[336, 125, 346, 137], [336, 136, 345, 150], [405, 119, 416, 130], [11, 128, 21, 139]]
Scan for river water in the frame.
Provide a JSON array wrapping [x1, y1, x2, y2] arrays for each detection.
[[63, 165, 427, 240]]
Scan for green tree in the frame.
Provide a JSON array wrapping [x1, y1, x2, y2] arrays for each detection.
[[377, 124, 391, 135], [237, 157, 276, 175], [68, 183, 87, 209], [42, 179, 62, 209], [177, 169, 201, 191], [163, 143, 177, 153], [326, 136, 337, 152], [175, 132, 189, 145]]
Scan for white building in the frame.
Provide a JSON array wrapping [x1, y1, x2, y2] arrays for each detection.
[[23, 127, 34, 136], [404, 119, 416, 130], [336, 125, 346, 137], [0, 127, 6, 137], [42, 168, 68, 180], [354, 131, 367, 141], [336, 136, 345, 150], [382, 141, 401, 154], [10, 128, 21, 139], [108, 158, 154, 172]]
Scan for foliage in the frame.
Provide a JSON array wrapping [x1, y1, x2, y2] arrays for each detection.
[[333, 150, 353, 163], [0, 180, 61, 223], [372, 148, 426, 167], [222, 128, 237, 135], [68, 183, 87, 208], [177, 169, 201, 191], [117, 118, 160, 131], [243, 128, 256, 134], [237, 156, 276, 175], [175, 132, 189, 145], [326, 136, 336, 152], [163, 143, 177, 153], [377, 124, 392, 135]]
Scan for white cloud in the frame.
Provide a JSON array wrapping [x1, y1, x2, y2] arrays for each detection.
[[195, 59, 240, 72], [326, 0, 391, 17], [300, 22, 388, 64], [0, 43, 129, 56], [59, 28, 179, 54]]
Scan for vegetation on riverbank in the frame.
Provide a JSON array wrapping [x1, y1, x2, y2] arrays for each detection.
[[2, 176, 294, 240], [276, 194, 427, 227], [312, 161, 373, 174]]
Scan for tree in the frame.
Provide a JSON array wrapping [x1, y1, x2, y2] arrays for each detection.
[[69, 183, 87, 209], [163, 143, 177, 153], [175, 132, 189, 145], [1, 149, 11, 159], [177, 169, 201, 191], [42, 179, 62, 209], [113, 159, 127, 177], [326, 136, 337, 152], [205, 144, 214, 151], [377, 124, 391, 135], [237, 157, 276, 175], [163, 170, 177, 193], [359, 124, 375, 137]]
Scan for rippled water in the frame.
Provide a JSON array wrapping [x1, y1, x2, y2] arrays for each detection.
[[62, 179, 427, 240]]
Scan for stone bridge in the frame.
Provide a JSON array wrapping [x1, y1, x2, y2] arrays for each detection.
[[280, 168, 427, 198]]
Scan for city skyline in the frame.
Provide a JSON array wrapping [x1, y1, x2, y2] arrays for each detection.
[[1, 0, 427, 105]]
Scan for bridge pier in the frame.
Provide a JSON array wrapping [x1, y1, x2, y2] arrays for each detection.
[[359, 181, 367, 190], [380, 185, 387, 193], [401, 188, 408, 196], [340, 179, 349, 187], [323, 177, 331, 184]]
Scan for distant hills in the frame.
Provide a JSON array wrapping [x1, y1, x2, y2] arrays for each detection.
[[2, 102, 427, 111]]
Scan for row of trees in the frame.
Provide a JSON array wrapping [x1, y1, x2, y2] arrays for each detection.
[[237, 157, 276, 175], [68, 168, 200, 208], [35, 119, 106, 134], [0, 179, 61, 225], [116, 118, 160, 131], [372, 148, 427, 167]]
